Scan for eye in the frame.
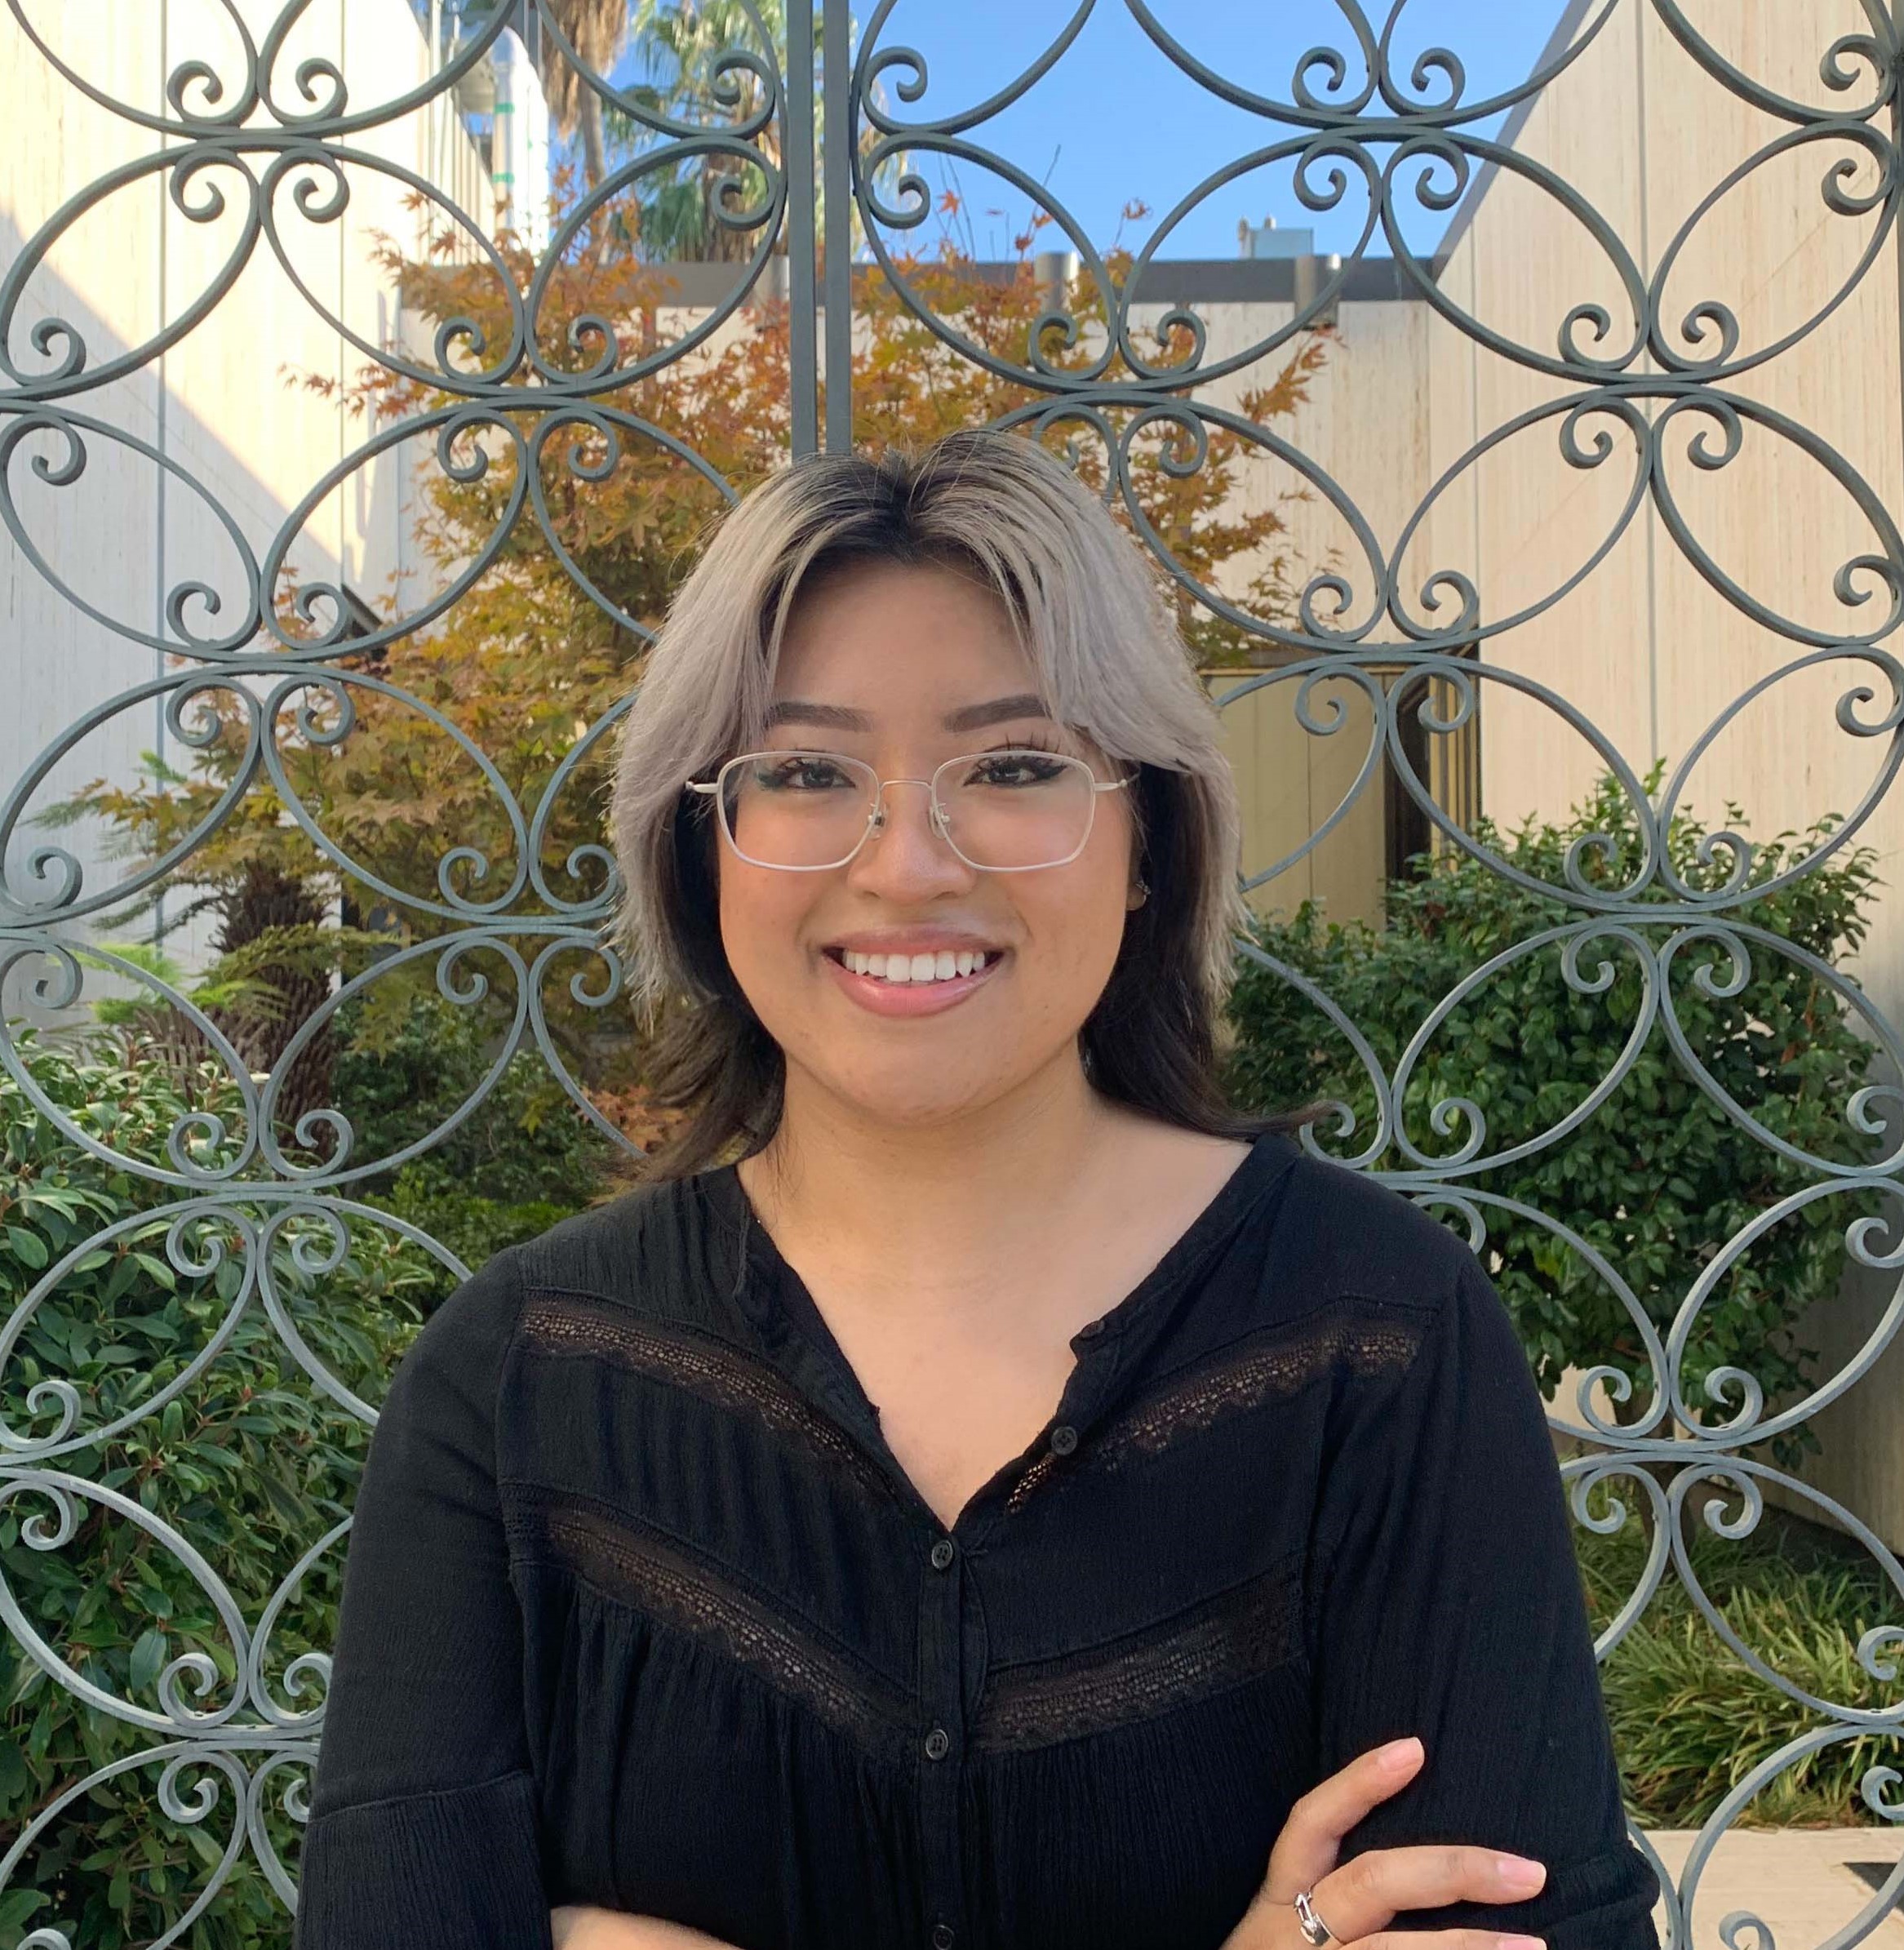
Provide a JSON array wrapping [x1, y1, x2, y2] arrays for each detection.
[[753, 753, 856, 792], [962, 746, 1072, 788]]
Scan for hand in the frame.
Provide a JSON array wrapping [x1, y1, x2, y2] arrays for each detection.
[[1221, 1737, 1550, 1950], [549, 1907, 739, 1949]]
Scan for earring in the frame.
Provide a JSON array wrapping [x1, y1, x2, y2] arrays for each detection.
[[1131, 877, 1150, 905]]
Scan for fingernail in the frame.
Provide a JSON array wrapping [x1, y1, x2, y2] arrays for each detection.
[[1495, 1854, 1547, 1892], [1379, 1736, 1422, 1769], [1498, 1938, 1545, 1950]]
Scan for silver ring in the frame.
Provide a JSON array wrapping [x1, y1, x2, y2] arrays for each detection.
[[1294, 1888, 1337, 1946]]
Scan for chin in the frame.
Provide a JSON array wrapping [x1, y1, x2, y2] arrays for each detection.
[[817, 1056, 1016, 1128]]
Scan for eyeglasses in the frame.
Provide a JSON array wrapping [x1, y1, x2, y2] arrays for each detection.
[[685, 745, 1133, 873]]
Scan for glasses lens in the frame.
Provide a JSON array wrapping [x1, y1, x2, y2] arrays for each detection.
[[723, 750, 877, 867], [938, 748, 1095, 868]]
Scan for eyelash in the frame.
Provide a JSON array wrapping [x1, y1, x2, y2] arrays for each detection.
[[984, 732, 1063, 756]]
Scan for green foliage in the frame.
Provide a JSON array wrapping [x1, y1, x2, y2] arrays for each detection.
[[73, 939, 278, 1033], [331, 985, 612, 1188], [320, 988, 617, 1306], [328, 988, 612, 1209], [1223, 765, 1886, 1475], [1578, 1498, 1904, 1828], [361, 1166, 579, 1308], [0, 1029, 439, 1949]]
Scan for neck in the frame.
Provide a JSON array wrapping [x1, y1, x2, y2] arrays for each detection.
[[738, 1047, 1136, 1306]]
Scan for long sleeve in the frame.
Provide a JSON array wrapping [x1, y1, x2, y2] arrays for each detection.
[[295, 1244, 553, 1949], [1304, 1250, 1662, 1950]]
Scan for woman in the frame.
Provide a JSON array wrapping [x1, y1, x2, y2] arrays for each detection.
[[295, 430, 1661, 1950]]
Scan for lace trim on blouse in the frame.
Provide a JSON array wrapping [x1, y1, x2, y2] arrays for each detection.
[[517, 1287, 893, 1503], [1002, 1298, 1428, 1516], [506, 1483, 914, 1748], [1098, 1298, 1429, 1464], [971, 1552, 1303, 1752]]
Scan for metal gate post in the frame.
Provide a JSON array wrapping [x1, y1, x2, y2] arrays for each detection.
[[821, 0, 853, 451], [786, 0, 819, 457]]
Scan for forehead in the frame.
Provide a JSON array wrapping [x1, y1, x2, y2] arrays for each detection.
[[771, 557, 1041, 708]]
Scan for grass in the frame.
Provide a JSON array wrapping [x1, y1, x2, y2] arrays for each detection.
[[1573, 1486, 1904, 1828]]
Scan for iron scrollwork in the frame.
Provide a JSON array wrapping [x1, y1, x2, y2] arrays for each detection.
[[2, 2, 1903, 1942]]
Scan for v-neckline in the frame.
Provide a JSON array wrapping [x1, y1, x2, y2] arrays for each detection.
[[704, 1129, 1304, 1537]]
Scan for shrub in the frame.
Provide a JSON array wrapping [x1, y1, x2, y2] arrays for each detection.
[[1, 1026, 439, 1950], [1223, 765, 1885, 1475], [321, 988, 623, 1305], [358, 1165, 578, 1308], [328, 990, 615, 1210]]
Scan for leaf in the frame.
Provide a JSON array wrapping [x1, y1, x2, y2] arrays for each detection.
[[183, 1823, 224, 1868], [130, 1252, 177, 1291], [255, 1468, 308, 1530], [128, 1628, 169, 1697], [5, 1224, 50, 1271], [0, 1890, 48, 1931]]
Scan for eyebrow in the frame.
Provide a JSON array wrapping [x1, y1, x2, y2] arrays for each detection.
[[763, 694, 1054, 735]]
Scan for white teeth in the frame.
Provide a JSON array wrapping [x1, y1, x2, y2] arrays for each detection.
[[839, 949, 992, 984]]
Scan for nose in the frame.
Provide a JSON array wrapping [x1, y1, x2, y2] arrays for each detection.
[[845, 777, 975, 896]]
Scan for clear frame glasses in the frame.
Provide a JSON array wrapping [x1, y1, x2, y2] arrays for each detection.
[[685, 745, 1133, 873]]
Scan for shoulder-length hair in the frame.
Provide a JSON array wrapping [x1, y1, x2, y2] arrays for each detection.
[[606, 428, 1329, 1180]]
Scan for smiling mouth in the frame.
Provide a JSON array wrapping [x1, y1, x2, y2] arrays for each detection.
[[823, 946, 1002, 986]]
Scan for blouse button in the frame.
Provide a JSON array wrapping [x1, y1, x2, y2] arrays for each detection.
[[930, 1538, 956, 1571], [932, 1927, 956, 1949], [1050, 1424, 1079, 1455], [924, 1726, 951, 1761]]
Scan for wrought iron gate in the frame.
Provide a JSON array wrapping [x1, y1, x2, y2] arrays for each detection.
[[4, 1, 1904, 1943]]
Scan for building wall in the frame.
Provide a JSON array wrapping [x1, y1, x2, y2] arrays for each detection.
[[1433, 0, 1904, 1545], [0, 0, 494, 994], [1171, 291, 1438, 936]]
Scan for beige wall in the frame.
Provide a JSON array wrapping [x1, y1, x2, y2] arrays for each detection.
[[1436, 2, 1904, 1545], [1201, 664, 1389, 933], [0, 0, 494, 986], [1173, 293, 1440, 935]]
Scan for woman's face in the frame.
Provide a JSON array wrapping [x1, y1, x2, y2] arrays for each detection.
[[713, 556, 1143, 1130]]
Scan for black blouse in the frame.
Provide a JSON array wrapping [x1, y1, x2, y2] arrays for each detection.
[[294, 1127, 1661, 1950]]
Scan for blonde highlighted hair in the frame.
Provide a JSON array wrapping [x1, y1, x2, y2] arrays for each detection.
[[607, 428, 1323, 1179]]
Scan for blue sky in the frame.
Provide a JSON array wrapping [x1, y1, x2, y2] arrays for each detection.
[[859, 0, 1573, 264]]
